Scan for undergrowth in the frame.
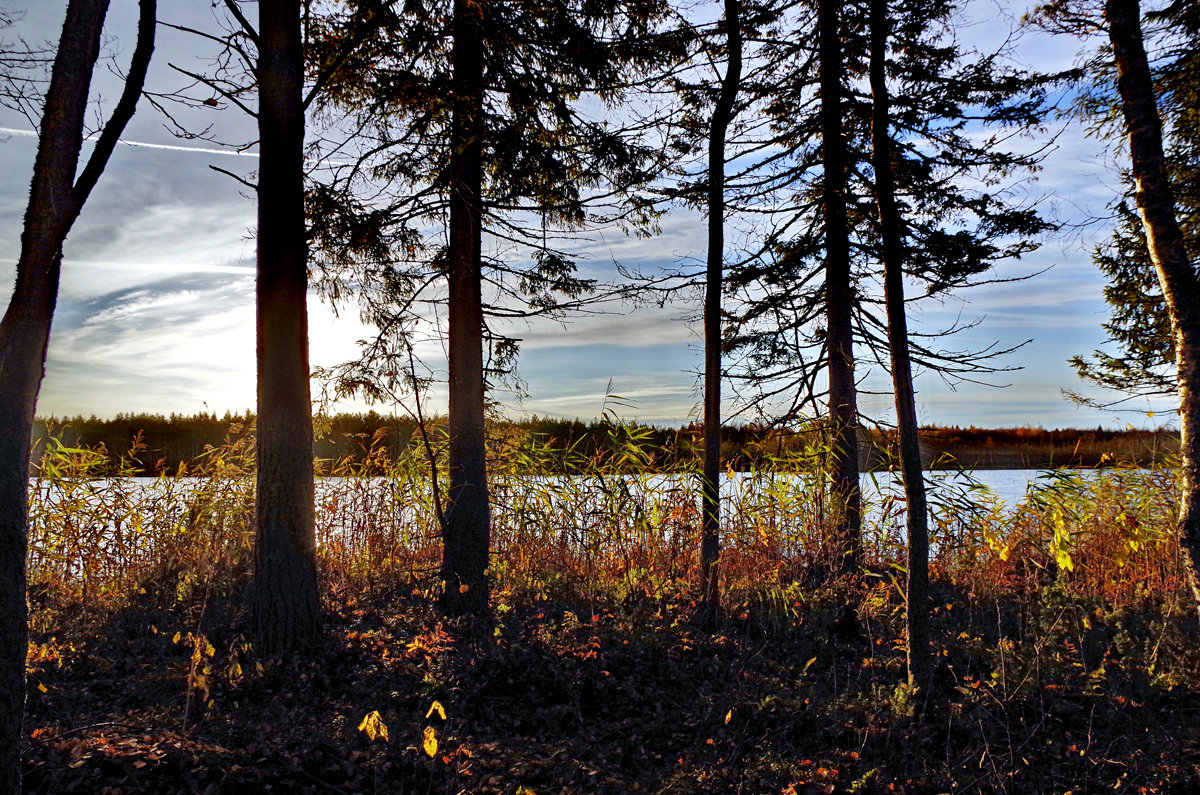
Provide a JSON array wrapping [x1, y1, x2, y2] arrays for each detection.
[[21, 422, 1200, 792]]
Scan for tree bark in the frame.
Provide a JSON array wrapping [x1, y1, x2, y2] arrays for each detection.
[[869, 0, 931, 695], [818, 0, 861, 574], [0, 0, 154, 787], [439, 0, 490, 617], [1105, 0, 1200, 615], [254, 0, 321, 653], [696, 0, 742, 625]]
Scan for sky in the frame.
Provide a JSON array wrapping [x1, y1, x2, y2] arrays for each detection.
[[0, 0, 1181, 430]]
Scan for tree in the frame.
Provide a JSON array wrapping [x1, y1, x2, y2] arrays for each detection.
[[0, 0, 156, 787], [440, 0, 489, 616], [696, 0, 743, 625], [305, 0, 678, 617], [0, 10, 52, 124], [253, 0, 321, 652], [1069, 0, 1198, 401], [1036, 0, 1200, 612], [868, 0, 930, 695], [1102, 0, 1200, 611], [1071, 201, 1177, 399], [162, 0, 401, 647], [724, 0, 1054, 580], [817, 0, 862, 574]]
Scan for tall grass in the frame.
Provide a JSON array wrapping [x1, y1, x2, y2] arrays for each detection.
[[25, 420, 1194, 640]]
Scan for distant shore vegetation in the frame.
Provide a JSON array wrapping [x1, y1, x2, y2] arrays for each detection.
[[32, 411, 1180, 476]]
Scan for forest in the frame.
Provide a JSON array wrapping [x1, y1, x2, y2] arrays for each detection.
[[31, 412, 1183, 472], [3, 0, 1200, 792]]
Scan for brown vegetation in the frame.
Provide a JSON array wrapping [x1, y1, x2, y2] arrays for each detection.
[[31, 414, 1183, 476], [18, 431, 1200, 792]]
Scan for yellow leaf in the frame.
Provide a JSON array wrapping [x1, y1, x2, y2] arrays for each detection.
[[357, 710, 389, 743], [172, 631, 181, 644], [422, 726, 438, 757], [724, 709, 732, 725], [998, 545, 1012, 562], [1055, 548, 1075, 572], [425, 700, 447, 720], [37, 683, 47, 693]]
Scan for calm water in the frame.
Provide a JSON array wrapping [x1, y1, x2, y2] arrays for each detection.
[[28, 467, 1110, 539], [33, 468, 1079, 510]]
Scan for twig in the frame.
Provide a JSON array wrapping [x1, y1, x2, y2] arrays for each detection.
[[50, 721, 142, 739]]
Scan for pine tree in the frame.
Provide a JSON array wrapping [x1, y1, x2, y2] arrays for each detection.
[[1069, 0, 1199, 400], [306, 0, 679, 615], [1103, 0, 1200, 613], [697, 0, 743, 624], [253, 0, 322, 653], [1037, 0, 1200, 617], [869, 0, 930, 696], [723, 0, 1055, 572]]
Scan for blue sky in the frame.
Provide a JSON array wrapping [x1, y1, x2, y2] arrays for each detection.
[[0, 0, 1180, 429]]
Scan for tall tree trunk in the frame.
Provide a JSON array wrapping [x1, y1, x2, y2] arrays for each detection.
[[697, 0, 743, 625], [1105, 0, 1200, 615], [869, 0, 931, 695], [818, 0, 861, 574], [439, 0, 490, 617], [0, 1, 154, 787], [254, 0, 321, 653]]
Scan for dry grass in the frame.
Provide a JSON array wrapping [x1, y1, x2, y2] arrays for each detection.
[[21, 422, 1200, 792]]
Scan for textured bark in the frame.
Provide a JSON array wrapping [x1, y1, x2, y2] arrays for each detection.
[[253, 0, 321, 653], [0, 1, 154, 787], [819, 0, 861, 574], [1105, 0, 1200, 616], [869, 0, 930, 695], [697, 0, 743, 624], [439, 0, 491, 617]]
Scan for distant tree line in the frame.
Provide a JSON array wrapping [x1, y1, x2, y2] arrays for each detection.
[[30, 412, 1180, 475]]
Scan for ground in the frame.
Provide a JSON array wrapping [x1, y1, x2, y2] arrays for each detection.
[[20, 576, 1200, 794]]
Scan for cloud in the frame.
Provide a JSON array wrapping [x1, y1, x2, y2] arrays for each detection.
[[0, 0, 1162, 429]]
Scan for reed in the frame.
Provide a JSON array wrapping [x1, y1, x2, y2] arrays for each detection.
[[26, 420, 1194, 652]]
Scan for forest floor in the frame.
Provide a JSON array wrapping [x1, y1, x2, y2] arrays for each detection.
[[20, 575, 1200, 794]]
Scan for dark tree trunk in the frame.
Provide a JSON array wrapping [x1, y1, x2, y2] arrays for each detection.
[[869, 0, 930, 695], [1106, 0, 1200, 615], [439, 0, 490, 617], [818, 0, 861, 574], [0, 0, 154, 787], [254, 0, 321, 653], [697, 0, 743, 625]]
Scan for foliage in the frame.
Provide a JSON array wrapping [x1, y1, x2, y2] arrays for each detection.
[[20, 434, 1200, 791], [30, 413, 1181, 476], [1070, 0, 1200, 400], [722, 0, 1062, 419], [304, 0, 682, 399]]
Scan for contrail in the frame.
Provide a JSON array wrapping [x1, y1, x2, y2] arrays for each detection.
[[0, 257, 254, 274], [0, 126, 259, 158]]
